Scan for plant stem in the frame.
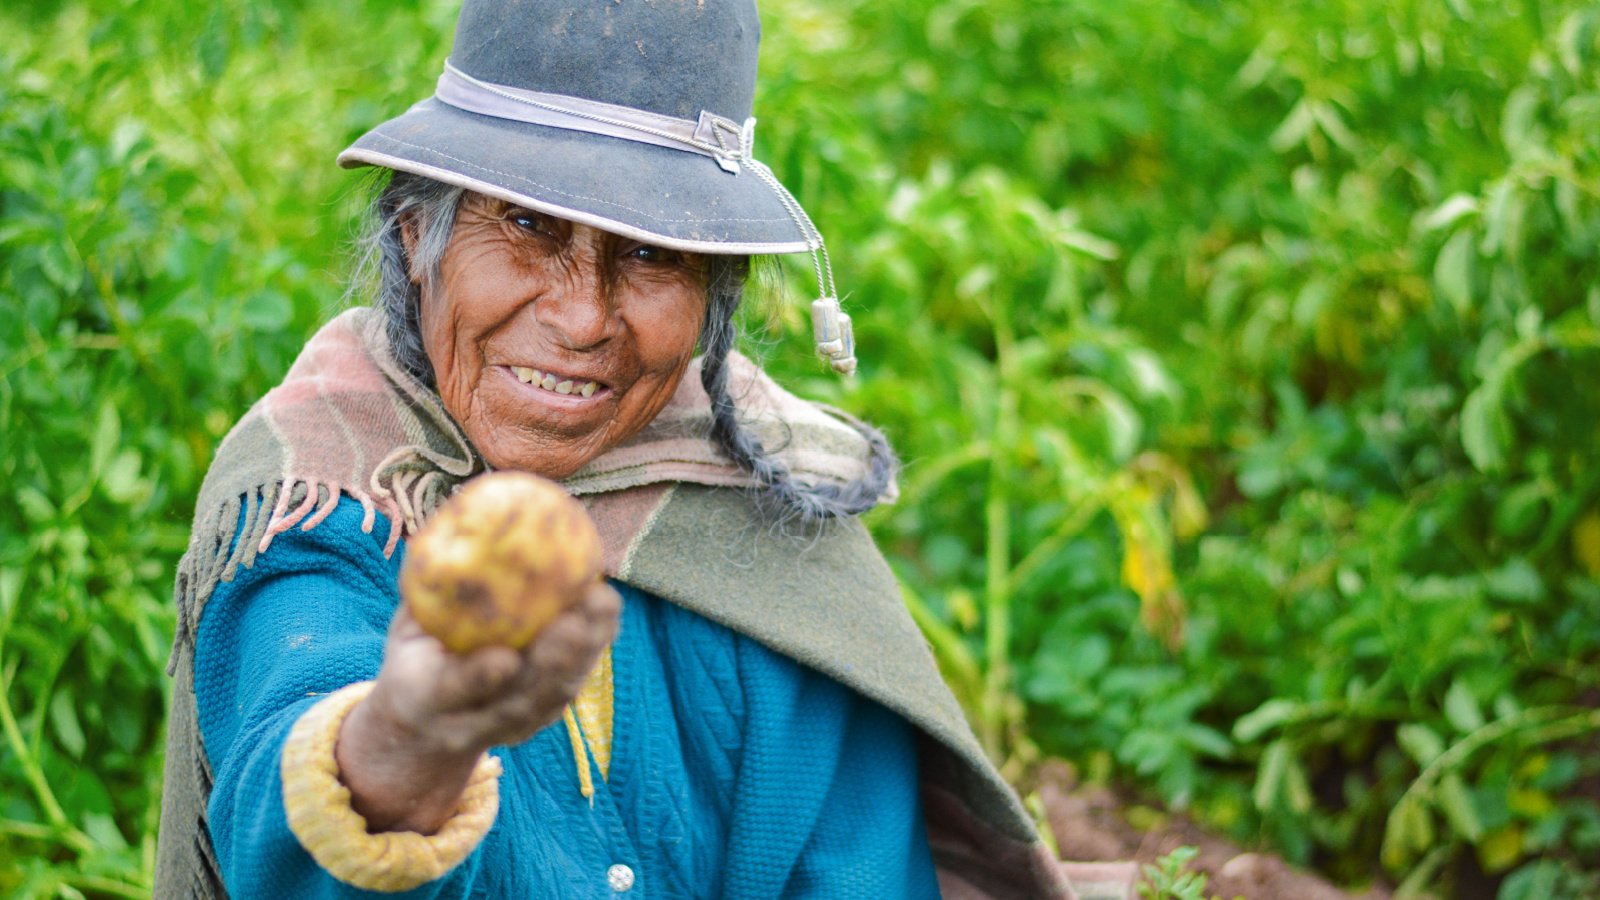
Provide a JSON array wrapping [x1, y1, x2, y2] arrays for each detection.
[[63, 873, 150, 900], [0, 659, 93, 855], [0, 817, 56, 841], [1010, 483, 1116, 593], [897, 579, 983, 698], [981, 293, 1018, 760], [899, 441, 992, 503], [1395, 705, 1596, 811]]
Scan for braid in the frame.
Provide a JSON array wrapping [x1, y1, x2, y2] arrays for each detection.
[[700, 258, 899, 525]]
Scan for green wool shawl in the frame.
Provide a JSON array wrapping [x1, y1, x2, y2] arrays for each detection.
[[154, 309, 1083, 899]]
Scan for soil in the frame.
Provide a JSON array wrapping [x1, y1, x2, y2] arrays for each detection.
[[1036, 760, 1396, 900]]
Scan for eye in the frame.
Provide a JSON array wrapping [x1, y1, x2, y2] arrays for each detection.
[[507, 208, 551, 235], [627, 244, 678, 264]]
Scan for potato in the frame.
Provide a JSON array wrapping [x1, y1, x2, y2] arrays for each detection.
[[401, 471, 603, 654]]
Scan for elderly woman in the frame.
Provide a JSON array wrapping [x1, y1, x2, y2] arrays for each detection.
[[155, 1, 1091, 898]]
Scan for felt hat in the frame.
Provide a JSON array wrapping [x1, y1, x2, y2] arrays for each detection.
[[339, 0, 822, 257]]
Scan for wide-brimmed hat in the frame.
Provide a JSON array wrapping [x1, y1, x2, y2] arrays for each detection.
[[341, 0, 824, 255], [340, 0, 855, 373]]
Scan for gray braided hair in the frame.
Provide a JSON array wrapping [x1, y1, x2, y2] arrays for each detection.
[[354, 171, 897, 523]]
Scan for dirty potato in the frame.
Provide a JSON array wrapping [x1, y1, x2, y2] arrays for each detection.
[[401, 471, 603, 654]]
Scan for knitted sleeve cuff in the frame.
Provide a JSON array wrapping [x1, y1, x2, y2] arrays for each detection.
[[280, 681, 502, 892]]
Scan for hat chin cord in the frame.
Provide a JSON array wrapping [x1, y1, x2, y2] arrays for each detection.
[[741, 161, 857, 377], [434, 61, 859, 376]]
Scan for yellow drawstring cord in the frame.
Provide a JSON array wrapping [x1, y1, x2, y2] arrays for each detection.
[[563, 645, 615, 805], [563, 706, 596, 804]]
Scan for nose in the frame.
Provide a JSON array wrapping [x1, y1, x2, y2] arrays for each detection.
[[534, 256, 617, 351]]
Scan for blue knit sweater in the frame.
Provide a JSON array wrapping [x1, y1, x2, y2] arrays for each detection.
[[194, 499, 941, 898]]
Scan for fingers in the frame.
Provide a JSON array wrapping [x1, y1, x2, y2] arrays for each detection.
[[517, 582, 620, 691], [435, 645, 524, 706], [426, 595, 618, 747], [375, 582, 623, 751], [581, 581, 623, 626]]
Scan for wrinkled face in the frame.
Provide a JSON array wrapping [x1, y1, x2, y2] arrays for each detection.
[[414, 192, 709, 479]]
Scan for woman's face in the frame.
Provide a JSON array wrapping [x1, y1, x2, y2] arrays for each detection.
[[415, 192, 709, 478]]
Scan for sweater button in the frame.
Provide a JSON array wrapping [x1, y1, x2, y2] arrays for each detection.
[[607, 864, 635, 892]]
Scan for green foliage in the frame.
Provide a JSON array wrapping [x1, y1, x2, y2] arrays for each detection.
[[753, 0, 1600, 894], [1138, 846, 1230, 900], [2, 0, 1598, 896], [0, 1, 450, 893]]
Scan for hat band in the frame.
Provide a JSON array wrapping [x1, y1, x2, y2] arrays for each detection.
[[435, 61, 755, 175]]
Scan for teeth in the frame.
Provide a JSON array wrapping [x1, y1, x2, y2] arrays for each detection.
[[517, 366, 599, 398]]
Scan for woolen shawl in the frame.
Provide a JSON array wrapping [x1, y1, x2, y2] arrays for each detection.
[[154, 308, 1084, 898]]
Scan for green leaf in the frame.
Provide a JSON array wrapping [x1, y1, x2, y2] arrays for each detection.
[[1460, 375, 1511, 472], [1180, 723, 1233, 760], [1253, 738, 1290, 811], [49, 690, 87, 760], [1309, 99, 1360, 152], [1234, 698, 1300, 743], [1398, 723, 1445, 767], [101, 449, 143, 504], [1096, 389, 1141, 462], [1443, 679, 1486, 734], [1282, 748, 1312, 813], [1493, 482, 1547, 540], [0, 566, 21, 624], [1438, 773, 1484, 841], [16, 486, 57, 524], [37, 240, 83, 290], [1485, 558, 1544, 604], [241, 290, 293, 331], [84, 812, 130, 851], [1434, 229, 1475, 316], [1423, 194, 1481, 232], [1269, 99, 1315, 152], [89, 401, 121, 478], [1383, 794, 1434, 868], [1500, 86, 1542, 160], [1121, 349, 1177, 401]]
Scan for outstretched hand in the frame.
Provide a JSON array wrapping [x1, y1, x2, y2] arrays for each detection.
[[335, 580, 621, 834]]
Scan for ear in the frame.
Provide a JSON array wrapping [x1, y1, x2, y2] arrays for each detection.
[[399, 211, 423, 286]]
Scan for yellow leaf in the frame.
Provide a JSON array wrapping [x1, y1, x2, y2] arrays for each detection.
[[1121, 533, 1156, 598], [1170, 473, 1209, 540], [1508, 787, 1554, 818], [1573, 510, 1600, 578], [1478, 826, 1524, 873], [948, 588, 980, 633], [1115, 497, 1185, 649], [1515, 753, 1549, 780]]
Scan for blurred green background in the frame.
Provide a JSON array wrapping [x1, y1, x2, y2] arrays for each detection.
[[3, 0, 1599, 896]]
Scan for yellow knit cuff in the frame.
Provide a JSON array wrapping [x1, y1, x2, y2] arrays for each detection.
[[281, 681, 502, 892]]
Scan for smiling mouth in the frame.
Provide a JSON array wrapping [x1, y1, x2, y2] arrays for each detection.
[[510, 366, 603, 398]]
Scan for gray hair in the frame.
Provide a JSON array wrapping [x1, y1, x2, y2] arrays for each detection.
[[351, 172, 465, 385], [355, 171, 897, 523]]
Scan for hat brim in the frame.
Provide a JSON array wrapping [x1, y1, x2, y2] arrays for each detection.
[[339, 98, 816, 256]]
